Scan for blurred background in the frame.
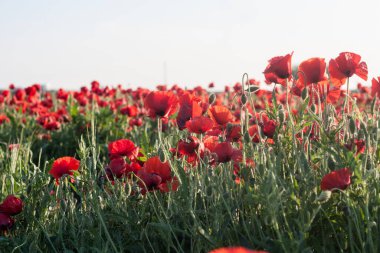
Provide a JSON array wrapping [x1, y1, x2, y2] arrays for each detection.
[[0, 0, 379, 90]]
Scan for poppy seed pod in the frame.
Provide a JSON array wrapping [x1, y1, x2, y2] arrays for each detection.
[[208, 93, 216, 105], [158, 147, 166, 163], [279, 109, 285, 124], [301, 88, 308, 100], [241, 93, 248, 105], [317, 190, 332, 203], [311, 104, 316, 113], [349, 117, 356, 134]]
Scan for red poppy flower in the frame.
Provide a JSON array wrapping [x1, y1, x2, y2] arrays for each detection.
[[226, 124, 241, 142], [208, 105, 234, 126], [108, 139, 138, 160], [0, 114, 10, 125], [371, 77, 380, 98], [264, 72, 287, 86], [321, 168, 352, 191], [0, 195, 23, 216], [345, 139, 365, 155], [176, 136, 204, 164], [329, 52, 368, 84], [120, 105, 138, 117], [263, 52, 293, 80], [213, 142, 242, 163], [186, 116, 214, 134], [49, 157, 80, 183], [248, 125, 260, 143], [261, 119, 276, 138], [107, 158, 127, 178], [144, 91, 178, 118], [57, 89, 69, 101], [298, 57, 327, 85], [176, 92, 203, 130], [137, 156, 174, 191], [0, 213, 14, 232], [209, 246, 268, 253]]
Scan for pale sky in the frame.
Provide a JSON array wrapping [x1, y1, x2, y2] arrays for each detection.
[[0, 0, 379, 90]]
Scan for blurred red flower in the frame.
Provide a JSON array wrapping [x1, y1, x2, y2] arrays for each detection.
[[213, 142, 242, 163], [137, 156, 177, 192], [208, 105, 233, 126], [144, 91, 178, 118], [321, 168, 352, 191], [176, 92, 203, 130], [297, 57, 327, 85], [371, 77, 380, 98], [0, 213, 14, 232], [108, 139, 138, 160], [209, 246, 268, 253], [186, 116, 214, 134], [0, 195, 23, 216]]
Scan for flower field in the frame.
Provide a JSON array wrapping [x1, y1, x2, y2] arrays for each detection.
[[0, 52, 379, 252]]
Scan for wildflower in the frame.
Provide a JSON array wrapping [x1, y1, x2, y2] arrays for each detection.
[[186, 116, 214, 134], [371, 77, 380, 98], [263, 52, 293, 83], [329, 52, 368, 84], [297, 57, 327, 85], [0, 213, 14, 232], [208, 105, 234, 126], [0, 195, 23, 216], [108, 139, 138, 160], [144, 91, 178, 118], [137, 156, 177, 192], [49, 157, 80, 184], [321, 168, 352, 191]]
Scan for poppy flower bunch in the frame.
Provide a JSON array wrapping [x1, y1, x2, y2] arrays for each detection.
[[106, 139, 142, 180], [0, 195, 23, 233]]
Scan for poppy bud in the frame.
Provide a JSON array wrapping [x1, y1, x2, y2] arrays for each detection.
[[311, 104, 316, 113], [317, 190, 332, 203], [279, 109, 285, 124], [244, 132, 251, 143], [360, 122, 368, 137], [301, 88, 308, 100], [158, 148, 166, 163], [241, 93, 247, 105], [208, 93, 216, 105], [327, 157, 336, 170], [349, 117, 356, 134], [371, 96, 377, 114]]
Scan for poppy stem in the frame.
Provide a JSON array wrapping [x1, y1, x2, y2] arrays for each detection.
[[345, 78, 350, 115], [157, 117, 162, 146]]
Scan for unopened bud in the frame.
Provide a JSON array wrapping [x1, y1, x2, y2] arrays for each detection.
[[311, 104, 316, 113], [349, 117, 356, 134], [241, 93, 248, 105], [317, 190, 332, 203], [208, 93, 216, 105], [158, 148, 166, 163], [301, 88, 308, 100]]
